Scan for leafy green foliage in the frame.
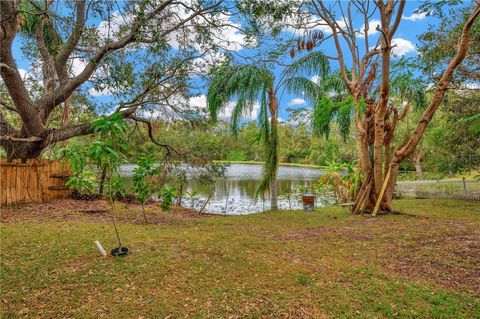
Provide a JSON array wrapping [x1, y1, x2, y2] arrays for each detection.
[[464, 113, 480, 134], [86, 140, 126, 171], [283, 51, 330, 79], [283, 52, 354, 141], [285, 73, 353, 141], [64, 171, 97, 194], [126, 120, 357, 166], [61, 144, 87, 173], [390, 58, 428, 110], [133, 155, 161, 205], [207, 64, 273, 134], [416, 3, 480, 85], [226, 150, 248, 161], [317, 162, 361, 203], [105, 174, 126, 204], [18, 0, 63, 55], [256, 119, 279, 200], [61, 113, 128, 198], [159, 187, 178, 211], [92, 113, 128, 140]]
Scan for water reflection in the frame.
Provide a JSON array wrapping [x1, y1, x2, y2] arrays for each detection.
[[120, 163, 327, 215]]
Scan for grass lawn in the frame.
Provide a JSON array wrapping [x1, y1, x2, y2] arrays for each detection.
[[1, 199, 479, 318]]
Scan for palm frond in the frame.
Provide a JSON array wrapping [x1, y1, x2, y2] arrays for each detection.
[[284, 77, 322, 105], [312, 96, 335, 138], [207, 64, 273, 133], [321, 72, 349, 98], [390, 62, 427, 110], [283, 51, 330, 79], [258, 86, 270, 143], [256, 121, 279, 199], [336, 96, 354, 141]]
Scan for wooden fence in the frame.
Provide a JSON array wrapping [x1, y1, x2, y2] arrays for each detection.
[[0, 159, 71, 206]]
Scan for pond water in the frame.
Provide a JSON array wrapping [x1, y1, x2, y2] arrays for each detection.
[[120, 163, 329, 215]]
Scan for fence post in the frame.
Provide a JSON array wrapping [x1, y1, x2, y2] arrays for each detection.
[[462, 177, 467, 196]]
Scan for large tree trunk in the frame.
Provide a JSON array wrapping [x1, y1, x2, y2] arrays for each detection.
[[4, 141, 46, 162]]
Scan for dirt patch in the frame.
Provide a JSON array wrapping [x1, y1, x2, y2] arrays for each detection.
[[278, 218, 480, 295], [383, 221, 480, 294], [0, 199, 217, 224]]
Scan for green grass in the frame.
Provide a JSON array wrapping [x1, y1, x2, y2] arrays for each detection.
[[1, 199, 480, 318]]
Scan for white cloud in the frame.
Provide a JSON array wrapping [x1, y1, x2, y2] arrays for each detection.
[[283, 12, 346, 35], [356, 19, 381, 38], [18, 68, 28, 79], [464, 82, 480, 90], [402, 12, 427, 22], [165, 9, 247, 51], [189, 95, 207, 109], [210, 13, 247, 51], [188, 94, 259, 121], [191, 52, 228, 75], [311, 75, 320, 84], [96, 8, 247, 53], [88, 87, 117, 97], [288, 98, 306, 106], [97, 11, 133, 42], [391, 38, 416, 56], [69, 57, 88, 77]]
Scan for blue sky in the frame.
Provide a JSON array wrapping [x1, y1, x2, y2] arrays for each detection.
[[10, 1, 436, 124]]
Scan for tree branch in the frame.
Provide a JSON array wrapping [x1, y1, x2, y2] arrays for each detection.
[[0, 99, 17, 113], [393, 3, 480, 163], [0, 1, 44, 136], [130, 115, 187, 159], [55, 0, 86, 68]]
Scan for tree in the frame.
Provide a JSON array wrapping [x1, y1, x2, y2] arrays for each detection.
[[207, 64, 280, 209], [287, 0, 480, 214], [421, 93, 480, 174], [414, 3, 480, 176], [0, 0, 239, 161], [417, 4, 480, 86]]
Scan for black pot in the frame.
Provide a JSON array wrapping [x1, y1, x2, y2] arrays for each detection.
[[111, 247, 129, 257], [71, 190, 99, 201]]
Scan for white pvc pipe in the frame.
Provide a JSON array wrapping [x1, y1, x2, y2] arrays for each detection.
[[95, 240, 107, 256]]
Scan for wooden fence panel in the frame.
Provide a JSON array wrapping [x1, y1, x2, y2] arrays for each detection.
[[0, 159, 70, 206]]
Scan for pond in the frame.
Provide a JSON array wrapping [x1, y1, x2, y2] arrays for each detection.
[[120, 163, 330, 215]]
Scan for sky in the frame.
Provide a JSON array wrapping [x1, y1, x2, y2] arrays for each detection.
[[10, 0, 437, 125]]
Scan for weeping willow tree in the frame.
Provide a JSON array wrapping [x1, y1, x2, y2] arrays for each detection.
[[207, 64, 280, 210]]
